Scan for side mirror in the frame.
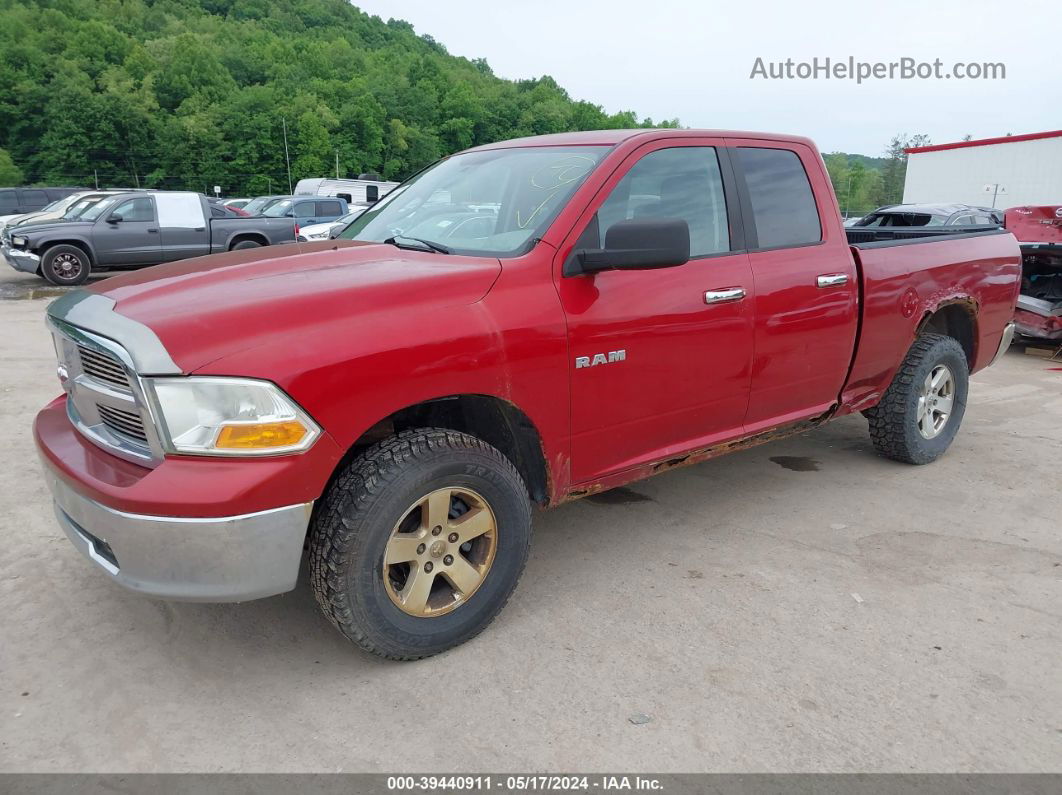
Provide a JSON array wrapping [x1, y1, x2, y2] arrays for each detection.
[[564, 218, 690, 277], [106, 214, 124, 224]]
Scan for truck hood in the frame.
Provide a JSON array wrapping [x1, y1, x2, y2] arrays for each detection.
[[86, 240, 503, 372], [16, 220, 92, 236]]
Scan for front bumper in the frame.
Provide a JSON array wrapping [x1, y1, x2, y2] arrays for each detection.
[[2, 244, 40, 273], [46, 468, 312, 602]]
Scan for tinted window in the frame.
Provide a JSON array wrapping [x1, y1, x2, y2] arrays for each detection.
[[317, 200, 342, 216], [21, 190, 48, 209], [736, 147, 821, 248], [0, 190, 16, 212], [366, 185, 379, 203], [583, 147, 730, 257], [210, 205, 226, 218], [294, 201, 317, 218], [111, 197, 154, 222]]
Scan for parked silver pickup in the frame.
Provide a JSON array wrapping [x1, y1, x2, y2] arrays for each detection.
[[2, 191, 296, 285]]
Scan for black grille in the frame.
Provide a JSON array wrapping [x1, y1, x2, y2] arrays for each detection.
[[78, 345, 131, 390], [97, 404, 148, 443]]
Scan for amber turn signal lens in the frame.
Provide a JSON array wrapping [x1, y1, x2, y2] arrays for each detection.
[[215, 421, 308, 449]]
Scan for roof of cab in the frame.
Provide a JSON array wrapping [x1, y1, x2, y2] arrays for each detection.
[[464, 129, 817, 152]]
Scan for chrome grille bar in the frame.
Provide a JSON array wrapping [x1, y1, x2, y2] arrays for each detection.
[[48, 317, 165, 467]]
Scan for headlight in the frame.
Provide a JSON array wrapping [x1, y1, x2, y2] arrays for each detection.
[[11, 235, 27, 247], [145, 377, 320, 456]]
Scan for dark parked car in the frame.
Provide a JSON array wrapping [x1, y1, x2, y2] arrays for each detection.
[[853, 203, 1003, 228], [3, 191, 296, 285]]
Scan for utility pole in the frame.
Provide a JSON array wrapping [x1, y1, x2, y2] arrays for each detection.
[[282, 117, 293, 194], [335, 150, 340, 179], [93, 169, 99, 190]]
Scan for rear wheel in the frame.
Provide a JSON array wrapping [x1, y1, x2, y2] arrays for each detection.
[[41, 244, 91, 286], [309, 428, 532, 660], [865, 333, 969, 464], [230, 239, 262, 251]]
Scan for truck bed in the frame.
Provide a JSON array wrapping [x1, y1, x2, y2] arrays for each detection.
[[839, 229, 1021, 413]]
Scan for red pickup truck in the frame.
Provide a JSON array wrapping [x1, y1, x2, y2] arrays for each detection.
[[35, 129, 1020, 660]]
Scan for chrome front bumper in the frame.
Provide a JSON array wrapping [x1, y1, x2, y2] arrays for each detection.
[[2, 244, 40, 273], [46, 471, 312, 602], [988, 321, 1016, 367]]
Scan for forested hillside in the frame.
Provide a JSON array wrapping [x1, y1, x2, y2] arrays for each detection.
[[0, 0, 676, 192]]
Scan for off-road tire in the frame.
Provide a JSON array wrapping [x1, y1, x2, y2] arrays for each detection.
[[230, 239, 262, 251], [864, 333, 969, 465], [40, 244, 91, 286], [309, 428, 532, 660]]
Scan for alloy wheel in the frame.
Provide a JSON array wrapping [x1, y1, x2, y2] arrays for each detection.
[[917, 364, 955, 439], [382, 486, 498, 617]]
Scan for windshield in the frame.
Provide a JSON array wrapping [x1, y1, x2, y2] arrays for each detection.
[[244, 196, 287, 215], [79, 196, 121, 222], [337, 146, 610, 256], [64, 196, 108, 219], [263, 199, 294, 217]]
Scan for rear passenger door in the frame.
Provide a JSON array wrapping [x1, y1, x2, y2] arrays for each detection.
[[92, 196, 162, 265], [728, 140, 859, 431]]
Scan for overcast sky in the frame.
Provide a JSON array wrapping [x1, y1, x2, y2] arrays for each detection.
[[352, 0, 1056, 156]]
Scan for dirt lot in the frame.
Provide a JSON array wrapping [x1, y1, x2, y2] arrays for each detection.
[[1, 265, 1060, 773]]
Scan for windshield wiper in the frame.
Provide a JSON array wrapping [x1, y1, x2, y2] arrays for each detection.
[[383, 235, 451, 254]]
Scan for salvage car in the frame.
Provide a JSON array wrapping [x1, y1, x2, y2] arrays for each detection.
[[853, 203, 1003, 228], [1005, 205, 1062, 341], [3, 191, 295, 285], [34, 129, 1020, 660]]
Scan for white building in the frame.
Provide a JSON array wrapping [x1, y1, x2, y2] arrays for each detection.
[[903, 130, 1062, 209]]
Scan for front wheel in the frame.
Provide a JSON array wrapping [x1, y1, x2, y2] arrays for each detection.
[[309, 428, 532, 660], [41, 244, 91, 286], [864, 333, 969, 464]]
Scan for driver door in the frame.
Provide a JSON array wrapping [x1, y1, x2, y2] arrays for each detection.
[[555, 140, 755, 483], [92, 196, 162, 265]]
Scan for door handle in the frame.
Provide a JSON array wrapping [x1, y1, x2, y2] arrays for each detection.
[[817, 273, 849, 288], [704, 287, 746, 304], [146, 228, 159, 233], [194, 227, 205, 232]]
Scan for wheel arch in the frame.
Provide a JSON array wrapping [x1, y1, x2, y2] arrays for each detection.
[[329, 394, 551, 507], [916, 299, 978, 369], [36, 238, 95, 265], [227, 232, 269, 250]]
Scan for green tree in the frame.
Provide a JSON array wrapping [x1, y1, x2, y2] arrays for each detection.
[[0, 0, 677, 193], [881, 133, 930, 205], [0, 148, 23, 186]]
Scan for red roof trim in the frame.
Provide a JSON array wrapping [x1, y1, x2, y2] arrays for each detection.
[[906, 129, 1062, 154]]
